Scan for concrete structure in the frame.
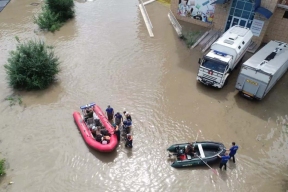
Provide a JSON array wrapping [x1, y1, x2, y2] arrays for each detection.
[[171, 0, 288, 51]]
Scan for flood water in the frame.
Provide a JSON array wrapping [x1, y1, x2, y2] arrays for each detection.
[[0, 0, 288, 191]]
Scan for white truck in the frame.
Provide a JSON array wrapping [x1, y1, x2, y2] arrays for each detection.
[[235, 40, 288, 100], [197, 25, 253, 88]]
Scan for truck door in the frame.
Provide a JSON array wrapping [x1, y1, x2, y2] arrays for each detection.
[[240, 77, 260, 98]]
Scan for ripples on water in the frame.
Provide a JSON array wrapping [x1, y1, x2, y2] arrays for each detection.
[[0, 0, 288, 192]]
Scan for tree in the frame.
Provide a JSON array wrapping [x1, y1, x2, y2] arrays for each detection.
[[4, 38, 60, 90]]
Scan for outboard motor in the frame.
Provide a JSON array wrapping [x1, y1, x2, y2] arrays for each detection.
[[175, 145, 184, 155]]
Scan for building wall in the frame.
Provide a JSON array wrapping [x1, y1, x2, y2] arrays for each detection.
[[212, 4, 231, 30], [251, 0, 279, 46], [263, 8, 288, 43], [170, 0, 212, 28], [171, 0, 285, 45]]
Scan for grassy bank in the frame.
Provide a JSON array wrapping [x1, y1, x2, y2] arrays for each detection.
[[157, 0, 171, 5], [182, 31, 202, 48]]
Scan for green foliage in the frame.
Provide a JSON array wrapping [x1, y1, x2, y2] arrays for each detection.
[[182, 31, 202, 48], [5, 95, 22, 106], [4, 38, 60, 90], [34, 0, 75, 32], [46, 0, 75, 22], [34, 6, 62, 32], [0, 159, 5, 176]]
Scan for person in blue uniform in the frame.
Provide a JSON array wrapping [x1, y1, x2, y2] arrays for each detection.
[[114, 112, 123, 126], [106, 105, 114, 121], [218, 153, 230, 171], [125, 134, 133, 148], [227, 142, 239, 163], [123, 119, 132, 134]]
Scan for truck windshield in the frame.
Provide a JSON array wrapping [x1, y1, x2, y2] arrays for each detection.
[[202, 59, 227, 73]]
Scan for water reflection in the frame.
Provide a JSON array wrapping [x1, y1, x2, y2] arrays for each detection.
[[13, 82, 64, 107]]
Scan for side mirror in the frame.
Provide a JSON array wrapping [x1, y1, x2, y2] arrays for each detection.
[[198, 58, 202, 65]]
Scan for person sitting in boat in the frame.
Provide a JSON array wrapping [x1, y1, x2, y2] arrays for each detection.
[[123, 119, 132, 134], [123, 111, 132, 121], [125, 134, 133, 148], [106, 105, 114, 121], [100, 128, 111, 137], [93, 112, 101, 127], [95, 132, 110, 144], [185, 144, 195, 157], [91, 126, 98, 136], [84, 107, 93, 121]]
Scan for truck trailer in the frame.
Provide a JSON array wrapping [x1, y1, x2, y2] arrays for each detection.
[[235, 40, 288, 100], [197, 25, 253, 88]]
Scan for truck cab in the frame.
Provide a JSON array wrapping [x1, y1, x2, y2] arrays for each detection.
[[196, 25, 253, 89], [197, 50, 232, 88]]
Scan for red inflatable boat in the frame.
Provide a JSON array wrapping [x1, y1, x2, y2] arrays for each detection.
[[73, 103, 118, 152]]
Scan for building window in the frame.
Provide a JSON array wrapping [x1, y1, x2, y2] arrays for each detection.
[[225, 0, 255, 31], [283, 11, 288, 19]]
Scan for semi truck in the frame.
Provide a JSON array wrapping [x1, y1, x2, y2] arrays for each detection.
[[197, 25, 253, 88], [235, 40, 288, 100]]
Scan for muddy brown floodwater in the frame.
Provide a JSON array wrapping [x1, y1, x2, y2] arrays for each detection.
[[0, 0, 288, 191]]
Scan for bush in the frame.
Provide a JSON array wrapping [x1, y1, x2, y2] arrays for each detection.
[[46, 0, 75, 22], [0, 159, 5, 176], [4, 38, 60, 90], [183, 31, 202, 48], [34, 0, 75, 32], [34, 6, 62, 32]]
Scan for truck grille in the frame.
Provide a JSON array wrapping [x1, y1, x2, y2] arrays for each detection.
[[202, 74, 217, 81]]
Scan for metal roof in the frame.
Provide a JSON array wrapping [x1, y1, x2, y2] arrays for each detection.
[[243, 40, 288, 75], [211, 25, 253, 54]]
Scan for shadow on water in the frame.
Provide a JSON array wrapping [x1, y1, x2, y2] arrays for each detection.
[[281, 178, 288, 192], [218, 170, 228, 181], [233, 72, 288, 121], [194, 59, 244, 101], [13, 82, 64, 107], [88, 148, 118, 163], [227, 161, 236, 170]]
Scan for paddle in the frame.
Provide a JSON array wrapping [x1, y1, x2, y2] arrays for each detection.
[[193, 130, 218, 175], [192, 130, 201, 146], [195, 154, 218, 175]]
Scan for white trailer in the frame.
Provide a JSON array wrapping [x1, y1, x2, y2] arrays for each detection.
[[235, 40, 288, 100], [197, 25, 253, 88]]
